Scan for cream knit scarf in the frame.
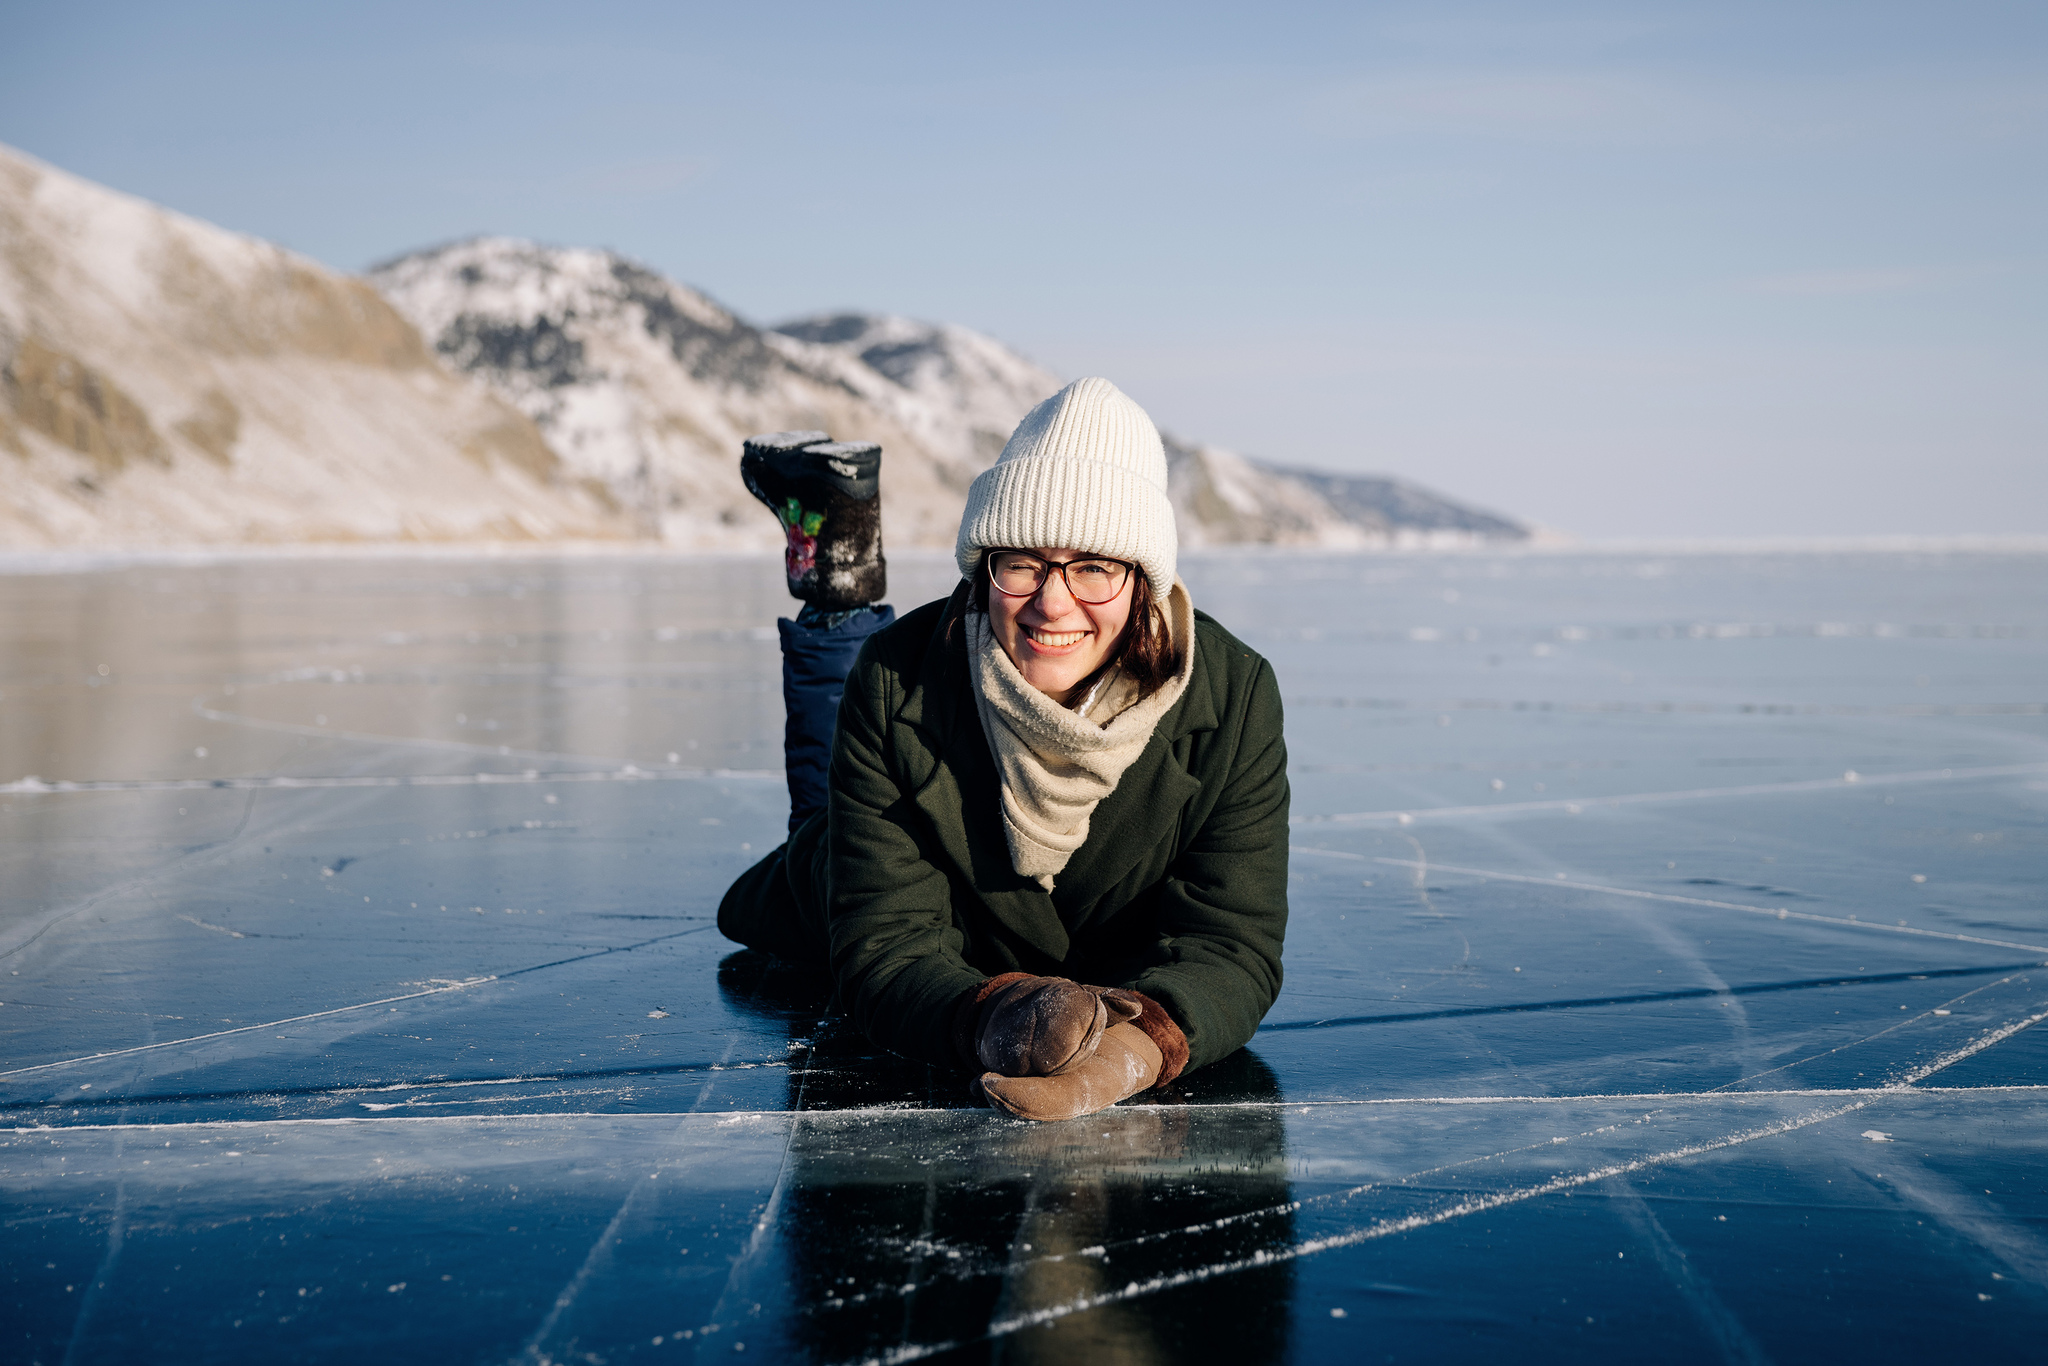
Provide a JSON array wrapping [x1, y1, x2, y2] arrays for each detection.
[[966, 580, 1197, 890]]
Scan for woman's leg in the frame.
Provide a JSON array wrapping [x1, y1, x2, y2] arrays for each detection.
[[778, 604, 894, 829], [718, 432, 891, 956], [717, 824, 828, 962]]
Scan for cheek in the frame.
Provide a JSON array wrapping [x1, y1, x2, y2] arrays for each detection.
[[988, 595, 1021, 638], [1088, 601, 1134, 645]]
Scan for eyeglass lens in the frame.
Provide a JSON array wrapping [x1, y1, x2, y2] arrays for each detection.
[[987, 553, 1130, 603]]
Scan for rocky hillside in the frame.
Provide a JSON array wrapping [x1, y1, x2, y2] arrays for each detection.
[[377, 238, 1526, 549], [0, 144, 629, 549], [772, 311, 1062, 468], [368, 239, 1049, 548]]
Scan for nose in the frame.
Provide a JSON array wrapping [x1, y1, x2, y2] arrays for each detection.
[[1032, 568, 1079, 616]]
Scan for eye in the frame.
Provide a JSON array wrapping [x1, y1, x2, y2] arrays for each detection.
[[988, 554, 1048, 591]]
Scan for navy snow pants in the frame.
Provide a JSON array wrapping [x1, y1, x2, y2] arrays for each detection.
[[777, 606, 895, 831], [720, 604, 893, 961]]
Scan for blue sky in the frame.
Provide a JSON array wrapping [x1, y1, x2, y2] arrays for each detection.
[[4, 1, 2042, 537]]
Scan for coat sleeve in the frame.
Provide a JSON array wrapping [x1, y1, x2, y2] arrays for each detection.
[[1122, 657, 1289, 1071], [824, 640, 987, 1067]]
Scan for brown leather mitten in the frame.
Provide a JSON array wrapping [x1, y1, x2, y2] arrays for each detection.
[[977, 1023, 1163, 1122], [975, 976, 1141, 1077]]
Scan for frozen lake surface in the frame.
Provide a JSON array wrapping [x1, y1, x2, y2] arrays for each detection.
[[3, 547, 2045, 1363]]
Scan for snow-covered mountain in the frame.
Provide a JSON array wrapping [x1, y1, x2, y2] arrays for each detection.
[[1168, 440, 1525, 548], [0, 144, 628, 549], [772, 312, 1061, 467], [376, 237, 1526, 549], [369, 239, 1032, 548], [779, 317, 1524, 544], [0, 144, 1525, 552]]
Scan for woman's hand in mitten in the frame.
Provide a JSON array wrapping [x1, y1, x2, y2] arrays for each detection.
[[975, 977, 1148, 1076], [977, 976, 1112, 1076], [977, 1023, 1163, 1122]]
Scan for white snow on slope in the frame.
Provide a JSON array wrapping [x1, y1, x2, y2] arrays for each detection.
[[1169, 439, 1527, 548], [371, 239, 1042, 548], [770, 312, 1062, 467], [375, 240, 1525, 550]]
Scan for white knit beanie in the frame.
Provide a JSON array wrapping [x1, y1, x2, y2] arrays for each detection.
[[954, 377, 1177, 598]]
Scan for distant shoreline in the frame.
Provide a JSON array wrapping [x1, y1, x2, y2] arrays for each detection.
[[3, 535, 2046, 574]]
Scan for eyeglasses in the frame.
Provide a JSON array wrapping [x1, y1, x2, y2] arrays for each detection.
[[985, 551, 1133, 604]]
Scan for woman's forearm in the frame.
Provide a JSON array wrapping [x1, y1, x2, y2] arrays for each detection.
[[1124, 664, 1291, 1069]]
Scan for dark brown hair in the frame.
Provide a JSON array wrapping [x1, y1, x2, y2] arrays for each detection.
[[947, 551, 1185, 699]]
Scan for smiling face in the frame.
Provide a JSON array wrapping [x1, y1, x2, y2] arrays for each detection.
[[985, 548, 1137, 705]]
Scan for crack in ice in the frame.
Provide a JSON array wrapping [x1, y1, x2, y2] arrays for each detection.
[[1358, 854, 2048, 956], [1294, 761, 2048, 827]]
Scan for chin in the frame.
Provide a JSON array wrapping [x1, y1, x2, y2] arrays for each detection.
[[1020, 663, 1081, 692]]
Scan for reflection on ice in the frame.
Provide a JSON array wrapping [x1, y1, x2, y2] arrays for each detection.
[[3, 549, 2046, 1360]]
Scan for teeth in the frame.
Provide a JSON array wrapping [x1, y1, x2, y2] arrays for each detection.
[[1027, 628, 1087, 648]]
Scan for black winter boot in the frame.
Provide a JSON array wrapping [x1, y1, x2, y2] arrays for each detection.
[[740, 432, 887, 609]]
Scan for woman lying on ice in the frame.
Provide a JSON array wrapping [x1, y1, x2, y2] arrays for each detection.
[[717, 377, 1289, 1123]]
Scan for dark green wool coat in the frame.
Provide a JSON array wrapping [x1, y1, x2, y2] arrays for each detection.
[[762, 586, 1289, 1074]]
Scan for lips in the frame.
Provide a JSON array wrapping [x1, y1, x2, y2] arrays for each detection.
[[1024, 626, 1089, 650]]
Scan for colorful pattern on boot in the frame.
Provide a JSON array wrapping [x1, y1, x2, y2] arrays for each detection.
[[778, 498, 826, 585], [739, 432, 885, 608]]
